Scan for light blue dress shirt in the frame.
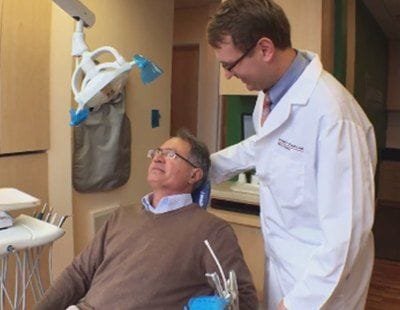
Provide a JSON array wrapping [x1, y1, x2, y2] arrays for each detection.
[[269, 50, 310, 111], [141, 193, 193, 214]]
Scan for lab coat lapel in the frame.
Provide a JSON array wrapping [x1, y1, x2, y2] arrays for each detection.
[[256, 52, 323, 139], [257, 95, 292, 137]]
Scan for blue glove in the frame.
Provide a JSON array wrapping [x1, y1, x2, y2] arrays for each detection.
[[185, 295, 228, 310], [191, 180, 211, 209]]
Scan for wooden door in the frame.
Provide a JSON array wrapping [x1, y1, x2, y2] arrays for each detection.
[[170, 45, 199, 136]]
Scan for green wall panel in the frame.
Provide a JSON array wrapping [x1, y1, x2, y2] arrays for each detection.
[[225, 95, 257, 147]]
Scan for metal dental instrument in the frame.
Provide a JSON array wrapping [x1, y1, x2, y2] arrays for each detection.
[[206, 272, 224, 297], [44, 208, 53, 223], [204, 240, 239, 310], [228, 270, 239, 309], [204, 240, 228, 291], [57, 215, 69, 228], [50, 213, 58, 225], [36, 203, 47, 220]]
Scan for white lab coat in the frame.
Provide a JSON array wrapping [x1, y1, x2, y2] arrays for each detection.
[[210, 52, 377, 309]]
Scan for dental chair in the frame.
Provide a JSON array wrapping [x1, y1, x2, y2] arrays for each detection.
[[191, 180, 211, 209]]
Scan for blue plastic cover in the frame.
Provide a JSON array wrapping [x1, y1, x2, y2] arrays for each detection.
[[69, 108, 90, 126], [185, 295, 228, 310], [132, 54, 163, 84]]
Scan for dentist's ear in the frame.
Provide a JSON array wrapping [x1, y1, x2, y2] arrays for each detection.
[[258, 37, 275, 62], [188, 168, 203, 184]]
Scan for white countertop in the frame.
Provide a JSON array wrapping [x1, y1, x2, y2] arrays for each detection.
[[209, 182, 260, 228], [211, 181, 260, 205]]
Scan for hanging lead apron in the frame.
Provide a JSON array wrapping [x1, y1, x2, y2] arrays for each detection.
[[72, 92, 131, 192]]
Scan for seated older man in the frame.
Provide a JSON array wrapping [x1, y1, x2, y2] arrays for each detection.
[[35, 129, 258, 310]]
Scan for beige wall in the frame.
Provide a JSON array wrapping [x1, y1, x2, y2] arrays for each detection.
[[49, 0, 174, 263], [277, 0, 323, 54], [48, 3, 75, 276], [173, 4, 220, 152]]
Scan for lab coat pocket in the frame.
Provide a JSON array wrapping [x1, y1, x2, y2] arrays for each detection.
[[261, 149, 305, 208]]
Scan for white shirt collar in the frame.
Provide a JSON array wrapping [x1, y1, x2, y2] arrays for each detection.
[[141, 193, 193, 214]]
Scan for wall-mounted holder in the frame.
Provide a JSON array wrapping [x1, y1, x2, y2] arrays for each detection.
[[151, 109, 161, 128]]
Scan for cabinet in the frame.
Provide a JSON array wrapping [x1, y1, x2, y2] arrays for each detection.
[[0, 152, 48, 208], [209, 182, 264, 301], [386, 41, 400, 111], [208, 207, 264, 301], [230, 222, 264, 301], [378, 160, 400, 203], [0, 0, 51, 154], [375, 158, 400, 261]]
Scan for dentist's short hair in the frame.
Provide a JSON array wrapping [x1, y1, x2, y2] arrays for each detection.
[[207, 0, 291, 53], [176, 128, 210, 190]]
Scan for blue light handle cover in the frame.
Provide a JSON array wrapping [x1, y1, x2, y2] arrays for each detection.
[[69, 107, 90, 126], [192, 180, 211, 209], [132, 54, 163, 84]]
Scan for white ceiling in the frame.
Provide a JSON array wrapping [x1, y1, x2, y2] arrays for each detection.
[[363, 0, 400, 40]]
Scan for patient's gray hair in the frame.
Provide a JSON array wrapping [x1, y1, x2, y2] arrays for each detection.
[[176, 128, 210, 190]]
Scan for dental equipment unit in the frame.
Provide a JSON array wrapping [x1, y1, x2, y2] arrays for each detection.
[[0, 188, 67, 309], [185, 240, 239, 310]]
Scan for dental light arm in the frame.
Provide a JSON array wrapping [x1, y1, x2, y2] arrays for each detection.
[[53, 0, 95, 28], [53, 0, 163, 126]]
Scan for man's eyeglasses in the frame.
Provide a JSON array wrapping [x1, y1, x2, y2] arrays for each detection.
[[221, 42, 258, 72], [147, 148, 198, 168]]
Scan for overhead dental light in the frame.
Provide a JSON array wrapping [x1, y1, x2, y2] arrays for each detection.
[[53, 0, 163, 126]]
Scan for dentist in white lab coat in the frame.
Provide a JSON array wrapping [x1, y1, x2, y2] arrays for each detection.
[[207, 1, 377, 309]]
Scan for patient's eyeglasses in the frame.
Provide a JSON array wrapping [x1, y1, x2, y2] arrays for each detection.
[[147, 148, 198, 168], [221, 41, 258, 72]]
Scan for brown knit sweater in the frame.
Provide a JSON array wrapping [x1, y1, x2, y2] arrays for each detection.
[[35, 204, 258, 309]]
